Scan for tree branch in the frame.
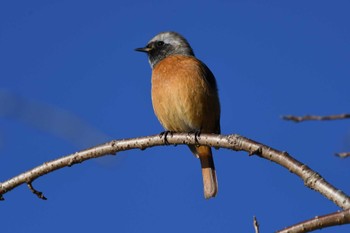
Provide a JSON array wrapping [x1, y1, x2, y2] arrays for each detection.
[[253, 216, 260, 233], [1, 133, 350, 232], [335, 152, 350, 158], [283, 114, 350, 158], [282, 114, 350, 123], [277, 208, 350, 233], [27, 182, 47, 200], [1, 133, 349, 210]]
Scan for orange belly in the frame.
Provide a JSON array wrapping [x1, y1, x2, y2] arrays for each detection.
[[151, 55, 220, 133]]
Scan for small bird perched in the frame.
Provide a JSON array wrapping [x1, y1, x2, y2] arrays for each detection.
[[135, 31, 221, 199]]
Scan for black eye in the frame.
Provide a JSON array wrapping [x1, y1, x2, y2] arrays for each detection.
[[156, 41, 164, 47]]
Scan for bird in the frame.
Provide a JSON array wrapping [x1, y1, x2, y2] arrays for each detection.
[[135, 31, 221, 199]]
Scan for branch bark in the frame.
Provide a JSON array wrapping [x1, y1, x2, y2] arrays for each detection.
[[282, 114, 350, 123], [335, 152, 350, 158], [277, 208, 350, 233], [253, 216, 260, 233], [1, 133, 350, 232]]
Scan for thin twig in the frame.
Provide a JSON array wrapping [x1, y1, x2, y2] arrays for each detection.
[[335, 152, 350, 158], [277, 208, 350, 233], [282, 114, 350, 123], [27, 182, 47, 200], [0, 133, 349, 211], [253, 216, 260, 233]]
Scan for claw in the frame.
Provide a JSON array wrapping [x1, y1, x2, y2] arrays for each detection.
[[160, 130, 173, 145], [193, 130, 201, 146]]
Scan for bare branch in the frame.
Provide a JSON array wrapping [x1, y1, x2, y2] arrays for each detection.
[[253, 216, 260, 233], [282, 114, 350, 123], [283, 113, 350, 159], [27, 182, 47, 200], [335, 152, 350, 158], [0, 133, 349, 211], [277, 208, 350, 233]]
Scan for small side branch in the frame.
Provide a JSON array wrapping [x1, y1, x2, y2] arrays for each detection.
[[335, 152, 350, 158], [282, 114, 350, 123], [277, 208, 350, 233], [27, 182, 47, 200], [253, 216, 260, 233]]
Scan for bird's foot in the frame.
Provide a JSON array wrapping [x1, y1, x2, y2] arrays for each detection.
[[189, 130, 201, 146], [159, 130, 173, 145]]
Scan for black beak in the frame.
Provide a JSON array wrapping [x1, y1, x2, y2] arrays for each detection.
[[135, 47, 152, 53]]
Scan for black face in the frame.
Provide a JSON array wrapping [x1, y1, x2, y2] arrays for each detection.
[[146, 40, 176, 67]]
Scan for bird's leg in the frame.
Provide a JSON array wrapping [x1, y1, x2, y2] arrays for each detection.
[[159, 130, 173, 145]]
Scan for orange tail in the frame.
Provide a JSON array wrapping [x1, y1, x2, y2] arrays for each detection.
[[189, 145, 218, 199]]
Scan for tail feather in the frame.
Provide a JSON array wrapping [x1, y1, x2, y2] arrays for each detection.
[[189, 145, 218, 199]]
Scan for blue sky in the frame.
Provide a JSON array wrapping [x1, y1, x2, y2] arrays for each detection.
[[1, 1, 350, 232]]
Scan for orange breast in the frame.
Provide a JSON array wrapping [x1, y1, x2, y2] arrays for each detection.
[[151, 55, 220, 133]]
